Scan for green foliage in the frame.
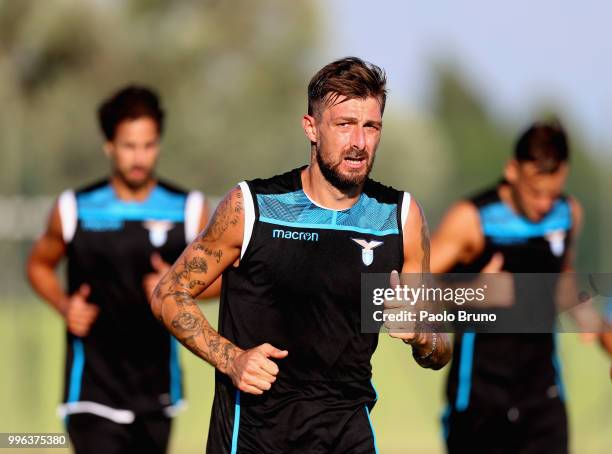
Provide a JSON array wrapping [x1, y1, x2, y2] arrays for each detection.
[[0, 0, 318, 196]]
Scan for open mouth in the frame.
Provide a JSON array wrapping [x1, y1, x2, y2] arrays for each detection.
[[343, 156, 366, 169]]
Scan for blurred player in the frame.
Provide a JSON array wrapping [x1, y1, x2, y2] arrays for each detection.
[[27, 85, 217, 454], [431, 122, 578, 453], [150, 57, 451, 453]]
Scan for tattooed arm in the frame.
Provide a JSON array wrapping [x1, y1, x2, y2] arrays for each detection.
[[143, 196, 221, 301], [389, 197, 452, 370], [150, 187, 287, 395]]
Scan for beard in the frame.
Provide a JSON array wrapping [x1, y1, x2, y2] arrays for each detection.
[[316, 144, 374, 192], [115, 166, 153, 190]]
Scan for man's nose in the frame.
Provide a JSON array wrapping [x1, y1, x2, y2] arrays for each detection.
[[350, 127, 366, 150], [133, 146, 150, 163]]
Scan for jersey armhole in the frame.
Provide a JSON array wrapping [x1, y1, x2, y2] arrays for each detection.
[[238, 181, 256, 260], [184, 190, 205, 243], [400, 192, 412, 228], [565, 196, 575, 231], [58, 190, 77, 244], [470, 202, 486, 250], [398, 192, 411, 267]]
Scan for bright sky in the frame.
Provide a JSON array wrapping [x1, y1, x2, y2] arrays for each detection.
[[322, 0, 612, 151]]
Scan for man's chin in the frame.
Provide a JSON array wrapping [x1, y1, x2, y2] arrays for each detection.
[[523, 210, 545, 222], [316, 152, 372, 192], [340, 169, 368, 184], [328, 174, 367, 192], [121, 175, 152, 191]]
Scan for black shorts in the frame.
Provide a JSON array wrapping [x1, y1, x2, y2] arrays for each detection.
[[443, 394, 568, 454], [207, 374, 378, 453], [67, 412, 171, 454]]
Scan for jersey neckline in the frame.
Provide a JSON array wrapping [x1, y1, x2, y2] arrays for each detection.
[[295, 166, 364, 213]]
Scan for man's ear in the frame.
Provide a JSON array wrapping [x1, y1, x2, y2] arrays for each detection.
[[302, 114, 318, 144], [103, 142, 113, 159], [504, 159, 519, 183]]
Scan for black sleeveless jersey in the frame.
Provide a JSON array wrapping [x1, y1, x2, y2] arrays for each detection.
[[451, 185, 572, 274], [207, 168, 409, 453], [446, 184, 572, 412], [57, 179, 204, 423], [220, 167, 408, 382]]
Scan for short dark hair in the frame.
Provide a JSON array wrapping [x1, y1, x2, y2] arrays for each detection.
[[307, 57, 387, 117], [98, 85, 165, 140], [514, 121, 569, 173]]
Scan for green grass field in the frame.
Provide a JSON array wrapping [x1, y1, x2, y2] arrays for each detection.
[[1, 299, 610, 453]]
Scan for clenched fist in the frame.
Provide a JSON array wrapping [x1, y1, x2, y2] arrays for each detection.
[[227, 343, 288, 395], [143, 253, 170, 302], [65, 284, 99, 337]]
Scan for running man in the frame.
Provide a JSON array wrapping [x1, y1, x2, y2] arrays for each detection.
[[431, 122, 579, 453], [27, 86, 216, 453], [151, 57, 451, 453]]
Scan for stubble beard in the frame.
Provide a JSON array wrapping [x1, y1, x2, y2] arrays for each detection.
[[315, 144, 374, 192]]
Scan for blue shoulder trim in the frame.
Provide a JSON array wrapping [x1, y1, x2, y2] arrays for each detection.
[[480, 199, 571, 241], [257, 191, 398, 236], [77, 184, 186, 222]]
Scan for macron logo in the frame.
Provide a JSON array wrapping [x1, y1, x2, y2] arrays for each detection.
[[272, 228, 319, 242]]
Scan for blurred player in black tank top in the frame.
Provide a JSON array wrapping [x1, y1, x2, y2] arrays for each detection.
[[151, 57, 452, 453], [27, 86, 218, 453], [431, 122, 583, 453]]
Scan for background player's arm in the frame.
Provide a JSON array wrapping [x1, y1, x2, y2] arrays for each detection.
[[151, 187, 287, 395], [430, 201, 483, 273], [561, 197, 610, 345], [26, 201, 99, 337], [26, 202, 69, 315], [394, 197, 452, 370], [562, 196, 582, 273]]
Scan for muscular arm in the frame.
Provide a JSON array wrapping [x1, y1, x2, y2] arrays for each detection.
[[398, 197, 452, 370], [560, 197, 608, 341], [562, 196, 582, 273], [26, 201, 69, 315], [430, 201, 483, 273], [151, 187, 244, 373], [153, 187, 287, 395], [196, 197, 222, 299]]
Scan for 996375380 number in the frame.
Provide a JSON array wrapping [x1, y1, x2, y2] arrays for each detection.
[[0, 433, 69, 448]]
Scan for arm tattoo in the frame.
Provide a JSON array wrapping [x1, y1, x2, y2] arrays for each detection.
[[417, 202, 431, 273], [188, 280, 207, 289], [196, 189, 243, 243], [192, 244, 223, 263], [152, 189, 243, 373], [181, 335, 208, 357], [187, 256, 208, 274], [174, 317, 238, 372], [172, 312, 202, 332], [161, 291, 198, 309]]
